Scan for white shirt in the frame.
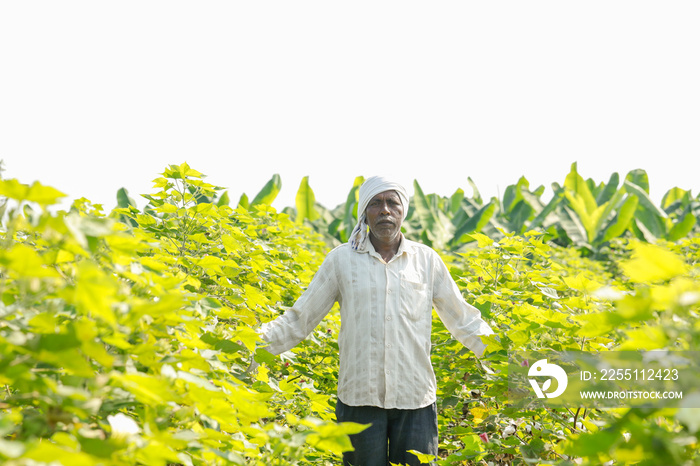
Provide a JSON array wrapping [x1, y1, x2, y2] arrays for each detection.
[[260, 236, 494, 409]]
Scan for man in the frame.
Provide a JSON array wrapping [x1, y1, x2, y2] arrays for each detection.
[[259, 176, 494, 466]]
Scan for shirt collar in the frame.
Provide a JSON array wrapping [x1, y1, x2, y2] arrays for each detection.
[[360, 234, 417, 260]]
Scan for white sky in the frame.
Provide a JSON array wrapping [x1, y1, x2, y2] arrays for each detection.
[[1, 1, 699, 212]]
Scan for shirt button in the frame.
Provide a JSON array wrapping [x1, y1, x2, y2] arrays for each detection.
[[387, 289, 392, 294], [386, 343, 392, 348], [386, 316, 392, 321]]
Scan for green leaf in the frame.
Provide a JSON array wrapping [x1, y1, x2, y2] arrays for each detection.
[[407, 450, 436, 464], [667, 211, 696, 242], [251, 174, 282, 206], [620, 241, 688, 283], [113, 373, 177, 405], [467, 177, 483, 204], [0, 177, 28, 201], [602, 195, 638, 242], [340, 176, 364, 242], [237, 192, 250, 209], [564, 186, 613, 244], [562, 430, 619, 457], [181, 162, 199, 177], [216, 190, 230, 207], [28, 313, 59, 333], [0, 243, 60, 278], [74, 262, 118, 324], [564, 162, 597, 214], [617, 325, 667, 350], [466, 232, 496, 248], [519, 189, 545, 217], [24, 441, 98, 466], [506, 200, 534, 233], [502, 176, 529, 214], [449, 188, 464, 214], [29, 181, 67, 205], [131, 294, 186, 319], [64, 212, 115, 252], [155, 203, 178, 214], [0, 179, 66, 205], [625, 168, 650, 193], [116, 187, 137, 208], [295, 176, 320, 223], [630, 217, 657, 242], [557, 206, 589, 248], [304, 420, 368, 455], [413, 180, 450, 249], [661, 186, 689, 210], [235, 325, 262, 352], [37, 348, 94, 377], [595, 172, 620, 205], [451, 202, 496, 245], [529, 189, 564, 230], [624, 180, 668, 238], [574, 312, 616, 337]]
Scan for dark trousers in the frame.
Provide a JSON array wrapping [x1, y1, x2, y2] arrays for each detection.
[[335, 399, 438, 466]]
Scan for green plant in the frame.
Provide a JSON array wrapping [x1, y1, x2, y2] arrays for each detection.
[[0, 164, 361, 465]]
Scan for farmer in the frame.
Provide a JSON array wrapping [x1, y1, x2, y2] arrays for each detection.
[[259, 176, 494, 466]]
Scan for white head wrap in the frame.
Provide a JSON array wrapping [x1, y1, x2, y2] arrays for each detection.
[[349, 176, 410, 251]]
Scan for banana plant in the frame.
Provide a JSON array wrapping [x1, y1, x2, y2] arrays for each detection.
[[244, 167, 698, 253], [334, 176, 364, 243], [287, 176, 364, 246], [661, 187, 699, 241], [535, 163, 697, 254], [408, 180, 454, 250], [294, 176, 320, 224], [403, 180, 501, 251], [250, 173, 282, 207]]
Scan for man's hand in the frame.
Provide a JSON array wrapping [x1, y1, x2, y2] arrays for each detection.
[[246, 346, 275, 375], [482, 334, 502, 356], [246, 359, 260, 374]]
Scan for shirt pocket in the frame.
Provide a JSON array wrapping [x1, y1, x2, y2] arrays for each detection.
[[399, 272, 431, 320]]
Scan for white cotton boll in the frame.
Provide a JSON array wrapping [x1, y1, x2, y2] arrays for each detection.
[[679, 291, 700, 306], [502, 425, 516, 438], [525, 424, 532, 434], [623, 432, 631, 442], [592, 286, 623, 300], [107, 413, 141, 437], [161, 364, 177, 379]]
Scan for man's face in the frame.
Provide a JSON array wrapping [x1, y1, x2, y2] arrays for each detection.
[[366, 190, 404, 243]]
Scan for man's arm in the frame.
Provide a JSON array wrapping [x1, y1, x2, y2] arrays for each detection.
[[259, 251, 339, 355], [431, 253, 494, 358]]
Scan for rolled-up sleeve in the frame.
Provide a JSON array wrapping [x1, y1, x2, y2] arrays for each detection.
[[259, 251, 339, 355], [431, 254, 494, 358]]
